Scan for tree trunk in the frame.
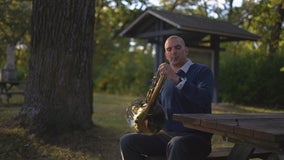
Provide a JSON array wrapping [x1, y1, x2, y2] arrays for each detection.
[[20, 0, 95, 135], [269, 3, 284, 54]]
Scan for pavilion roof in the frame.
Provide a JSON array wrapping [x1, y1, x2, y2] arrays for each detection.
[[120, 9, 259, 43]]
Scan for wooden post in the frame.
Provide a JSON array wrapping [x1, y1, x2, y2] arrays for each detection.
[[154, 20, 165, 72], [211, 35, 220, 103]]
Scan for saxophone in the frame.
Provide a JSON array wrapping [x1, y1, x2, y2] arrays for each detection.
[[126, 72, 166, 134]]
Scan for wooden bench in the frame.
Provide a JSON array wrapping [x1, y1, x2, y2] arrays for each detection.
[[7, 90, 24, 96], [1, 90, 24, 104], [0, 81, 25, 104], [146, 145, 272, 160]]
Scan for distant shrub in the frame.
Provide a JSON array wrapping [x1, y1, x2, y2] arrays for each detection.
[[219, 50, 284, 108]]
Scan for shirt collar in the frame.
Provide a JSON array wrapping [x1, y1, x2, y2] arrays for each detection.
[[179, 59, 193, 73]]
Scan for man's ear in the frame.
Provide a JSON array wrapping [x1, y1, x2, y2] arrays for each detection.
[[185, 47, 189, 56]]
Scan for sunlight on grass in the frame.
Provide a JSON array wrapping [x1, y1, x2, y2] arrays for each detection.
[[1, 92, 283, 160], [212, 103, 284, 114], [92, 92, 134, 131], [237, 105, 284, 113], [0, 107, 20, 123]]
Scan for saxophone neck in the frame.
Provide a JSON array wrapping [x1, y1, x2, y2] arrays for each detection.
[[146, 73, 166, 106]]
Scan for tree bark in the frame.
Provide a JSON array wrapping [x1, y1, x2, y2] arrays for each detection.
[[20, 0, 95, 135], [269, 3, 284, 54]]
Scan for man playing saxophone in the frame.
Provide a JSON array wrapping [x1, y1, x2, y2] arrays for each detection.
[[120, 35, 214, 160]]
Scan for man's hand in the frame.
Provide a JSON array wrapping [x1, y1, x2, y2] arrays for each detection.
[[158, 63, 180, 84]]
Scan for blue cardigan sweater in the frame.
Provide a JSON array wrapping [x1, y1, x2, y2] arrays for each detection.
[[159, 63, 214, 135]]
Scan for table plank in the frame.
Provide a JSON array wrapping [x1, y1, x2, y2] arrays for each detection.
[[173, 113, 284, 153]]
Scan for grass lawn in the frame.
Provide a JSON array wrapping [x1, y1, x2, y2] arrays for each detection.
[[0, 93, 283, 160]]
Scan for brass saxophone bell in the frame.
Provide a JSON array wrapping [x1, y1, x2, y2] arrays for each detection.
[[125, 72, 166, 134], [126, 101, 165, 134], [139, 102, 166, 134], [125, 98, 146, 128]]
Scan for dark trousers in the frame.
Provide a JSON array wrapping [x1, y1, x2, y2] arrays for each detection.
[[120, 132, 211, 160]]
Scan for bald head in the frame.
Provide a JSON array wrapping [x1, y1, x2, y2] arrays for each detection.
[[164, 35, 186, 48], [164, 35, 188, 69]]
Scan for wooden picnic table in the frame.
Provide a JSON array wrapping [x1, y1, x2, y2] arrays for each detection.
[[0, 81, 23, 104], [173, 113, 284, 160], [0, 81, 20, 92]]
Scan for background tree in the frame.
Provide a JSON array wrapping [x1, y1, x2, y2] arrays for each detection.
[[238, 0, 284, 55], [0, 0, 31, 79], [19, 0, 95, 135], [0, 0, 283, 109], [93, 0, 154, 95]]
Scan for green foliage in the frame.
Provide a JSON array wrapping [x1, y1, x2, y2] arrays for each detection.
[[219, 46, 284, 108], [281, 66, 284, 72], [0, 0, 31, 80], [92, 0, 284, 106], [93, 0, 153, 96], [94, 48, 154, 95], [15, 48, 29, 80], [237, 0, 284, 55], [0, 0, 31, 44], [0, 0, 283, 107]]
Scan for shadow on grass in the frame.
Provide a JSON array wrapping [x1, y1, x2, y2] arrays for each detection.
[[2, 94, 282, 160], [0, 116, 127, 160], [42, 124, 125, 160]]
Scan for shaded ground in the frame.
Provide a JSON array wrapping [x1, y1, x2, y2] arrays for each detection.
[[0, 110, 126, 160], [0, 93, 282, 160], [0, 93, 133, 160]]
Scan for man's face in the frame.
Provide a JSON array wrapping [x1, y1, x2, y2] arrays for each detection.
[[164, 37, 188, 68]]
